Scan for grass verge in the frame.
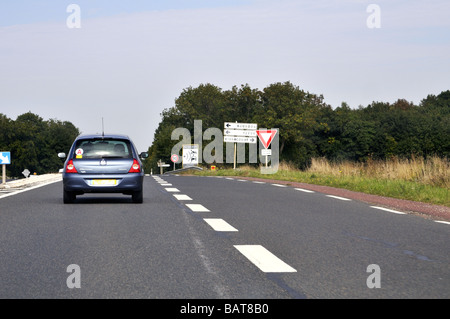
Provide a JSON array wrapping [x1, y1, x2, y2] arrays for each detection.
[[188, 162, 449, 207]]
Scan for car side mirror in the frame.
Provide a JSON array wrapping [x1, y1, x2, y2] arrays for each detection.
[[139, 152, 149, 159], [58, 153, 66, 159]]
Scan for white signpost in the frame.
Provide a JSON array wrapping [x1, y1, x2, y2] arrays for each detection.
[[224, 123, 258, 169], [256, 130, 278, 168], [0, 152, 11, 185], [171, 154, 179, 171], [182, 145, 199, 168]]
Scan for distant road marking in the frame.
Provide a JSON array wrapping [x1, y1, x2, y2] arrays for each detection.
[[186, 204, 211, 212], [326, 195, 351, 201], [173, 194, 192, 201], [165, 188, 180, 193], [204, 219, 238, 232], [234, 245, 297, 273], [435, 221, 450, 225], [226, 178, 234, 180], [272, 184, 287, 187], [237, 179, 247, 182], [370, 206, 406, 215], [295, 188, 315, 193], [252, 181, 266, 184]]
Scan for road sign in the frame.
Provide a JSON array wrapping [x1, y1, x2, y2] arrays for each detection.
[[224, 129, 257, 137], [256, 130, 278, 149], [224, 136, 257, 144], [171, 154, 179, 163], [261, 149, 272, 156], [183, 144, 199, 167], [224, 122, 257, 130], [0, 152, 11, 165]]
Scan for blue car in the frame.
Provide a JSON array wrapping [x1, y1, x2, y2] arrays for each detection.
[[59, 134, 148, 204]]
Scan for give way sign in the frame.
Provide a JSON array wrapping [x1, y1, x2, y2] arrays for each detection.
[[256, 130, 278, 149]]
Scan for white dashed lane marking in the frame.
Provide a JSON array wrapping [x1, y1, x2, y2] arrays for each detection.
[[234, 245, 297, 273], [326, 195, 351, 201], [295, 188, 315, 193], [204, 219, 238, 232], [370, 206, 406, 215], [165, 188, 180, 193], [186, 204, 211, 212], [173, 194, 192, 201]]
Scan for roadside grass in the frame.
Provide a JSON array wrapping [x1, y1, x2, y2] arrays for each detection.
[[189, 157, 450, 207]]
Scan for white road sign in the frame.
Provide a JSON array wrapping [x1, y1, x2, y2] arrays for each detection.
[[0, 152, 11, 165], [224, 122, 258, 130], [183, 144, 199, 166], [224, 136, 257, 144], [224, 129, 257, 137]]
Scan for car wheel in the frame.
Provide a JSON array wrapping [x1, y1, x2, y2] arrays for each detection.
[[132, 190, 143, 204], [63, 190, 76, 204]]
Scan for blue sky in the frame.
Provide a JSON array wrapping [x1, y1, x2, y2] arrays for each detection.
[[1, 0, 449, 152]]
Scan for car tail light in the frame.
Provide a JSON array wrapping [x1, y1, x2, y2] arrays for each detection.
[[66, 159, 78, 173], [128, 159, 141, 173]]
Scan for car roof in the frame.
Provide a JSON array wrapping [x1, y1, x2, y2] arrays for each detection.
[[76, 134, 132, 140]]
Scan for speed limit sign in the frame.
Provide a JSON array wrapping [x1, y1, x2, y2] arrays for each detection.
[[171, 154, 179, 163]]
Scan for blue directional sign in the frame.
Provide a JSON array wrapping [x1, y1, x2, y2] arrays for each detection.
[[0, 152, 11, 165]]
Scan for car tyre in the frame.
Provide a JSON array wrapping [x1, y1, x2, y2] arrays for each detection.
[[132, 190, 143, 204], [63, 190, 76, 204]]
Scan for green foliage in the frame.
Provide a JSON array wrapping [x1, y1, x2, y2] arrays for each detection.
[[0, 112, 80, 177], [147, 84, 449, 170]]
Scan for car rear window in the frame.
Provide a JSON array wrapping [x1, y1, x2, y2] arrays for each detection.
[[73, 139, 133, 159]]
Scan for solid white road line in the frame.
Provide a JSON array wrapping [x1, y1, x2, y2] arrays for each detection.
[[295, 188, 315, 193], [370, 206, 406, 215], [204, 219, 238, 232], [173, 194, 192, 201], [435, 221, 450, 225], [186, 204, 211, 212], [326, 195, 351, 201], [234, 245, 297, 273], [165, 188, 180, 193]]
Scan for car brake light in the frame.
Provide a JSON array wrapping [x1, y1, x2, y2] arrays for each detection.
[[129, 159, 141, 173], [66, 159, 78, 173]]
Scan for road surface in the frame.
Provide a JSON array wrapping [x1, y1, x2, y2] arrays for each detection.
[[0, 175, 448, 300]]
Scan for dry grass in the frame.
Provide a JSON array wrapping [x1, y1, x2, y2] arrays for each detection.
[[308, 156, 450, 188]]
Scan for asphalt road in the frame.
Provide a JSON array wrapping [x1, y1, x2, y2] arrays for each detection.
[[0, 175, 448, 299]]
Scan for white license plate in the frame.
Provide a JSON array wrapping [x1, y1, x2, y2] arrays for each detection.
[[91, 179, 117, 186]]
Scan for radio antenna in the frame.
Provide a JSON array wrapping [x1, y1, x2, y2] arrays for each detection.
[[102, 117, 105, 138]]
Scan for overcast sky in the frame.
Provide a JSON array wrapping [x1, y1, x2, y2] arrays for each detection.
[[1, 0, 449, 152]]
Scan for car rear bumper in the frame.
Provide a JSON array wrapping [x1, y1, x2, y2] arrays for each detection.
[[63, 173, 143, 194]]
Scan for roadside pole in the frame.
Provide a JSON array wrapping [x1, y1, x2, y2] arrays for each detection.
[[2, 164, 5, 185]]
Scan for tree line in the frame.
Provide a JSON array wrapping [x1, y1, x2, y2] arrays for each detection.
[[146, 82, 449, 171], [0, 112, 80, 177]]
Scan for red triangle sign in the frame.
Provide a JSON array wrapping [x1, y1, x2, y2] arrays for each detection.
[[256, 130, 278, 149]]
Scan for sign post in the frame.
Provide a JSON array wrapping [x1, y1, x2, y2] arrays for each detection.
[[256, 130, 278, 168], [171, 154, 179, 171], [158, 160, 170, 175], [224, 123, 257, 170], [0, 152, 11, 185]]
